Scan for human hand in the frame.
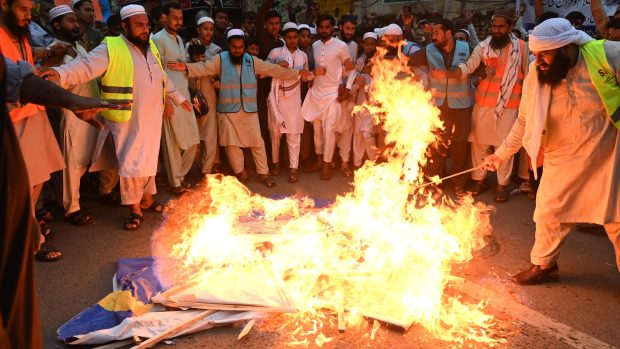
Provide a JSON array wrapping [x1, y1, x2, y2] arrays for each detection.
[[337, 84, 348, 102], [163, 97, 173, 120], [278, 61, 289, 68], [180, 100, 192, 112], [72, 99, 132, 130], [462, 8, 474, 24], [167, 61, 187, 71], [39, 67, 60, 83], [355, 75, 366, 86], [314, 66, 327, 76], [422, 23, 433, 33], [49, 42, 71, 58], [299, 70, 314, 81], [482, 154, 503, 171]]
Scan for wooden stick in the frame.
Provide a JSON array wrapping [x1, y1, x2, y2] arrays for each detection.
[[158, 300, 290, 313], [412, 165, 484, 190], [130, 310, 216, 349]]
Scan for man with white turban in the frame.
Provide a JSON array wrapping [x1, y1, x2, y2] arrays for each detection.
[[483, 18, 620, 285]]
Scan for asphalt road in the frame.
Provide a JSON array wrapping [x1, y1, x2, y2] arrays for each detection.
[[35, 168, 620, 349]]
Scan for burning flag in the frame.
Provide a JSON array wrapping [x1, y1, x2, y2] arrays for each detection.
[[150, 45, 501, 346]]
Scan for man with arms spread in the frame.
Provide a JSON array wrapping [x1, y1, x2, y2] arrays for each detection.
[[45, 4, 190, 231], [483, 19, 620, 284], [167, 29, 312, 188]]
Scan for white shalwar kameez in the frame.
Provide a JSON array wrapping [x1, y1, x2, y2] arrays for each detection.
[[54, 35, 186, 205], [267, 46, 308, 169], [301, 37, 355, 163], [496, 42, 620, 270], [187, 41, 222, 174], [333, 40, 358, 164], [51, 39, 100, 214], [152, 29, 200, 188], [352, 53, 377, 167]]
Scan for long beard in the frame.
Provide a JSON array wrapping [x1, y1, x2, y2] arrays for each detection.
[[229, 53, 243, 65], [489, 33, 510, 50], [537, 51, 572, 87], [126, 33, 149, 50], [4, 12, 31, 40]]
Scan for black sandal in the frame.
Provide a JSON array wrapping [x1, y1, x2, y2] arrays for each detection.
[[469, 181, 487, 196], [100, 191, 121, 206], [123, 213, 143, 231], [259, 176, 276, 188], [40, 221, 55, 241], [36, 208, 54, 222], [35, 242, 63, 262], [141, 201, 167, 214], [66, 208, 95, 226], [495, 187, 509, 203]]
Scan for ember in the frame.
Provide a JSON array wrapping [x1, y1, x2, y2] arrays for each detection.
[[151, 45, 501, 346]]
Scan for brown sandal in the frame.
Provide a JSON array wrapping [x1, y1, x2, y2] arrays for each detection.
[[288, 169, 299, 183], [259, 175, 276, 188]]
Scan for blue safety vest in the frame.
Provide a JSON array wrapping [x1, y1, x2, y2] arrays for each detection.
[[217, 51, 258, 113], [426, 41, 471, 109]]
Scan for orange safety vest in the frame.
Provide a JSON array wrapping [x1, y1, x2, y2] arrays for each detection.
[[474, 39, 525, 110], [0, 26, 43, 123]]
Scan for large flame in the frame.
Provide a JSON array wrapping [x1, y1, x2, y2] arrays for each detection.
[[152, 46, 500, 346]]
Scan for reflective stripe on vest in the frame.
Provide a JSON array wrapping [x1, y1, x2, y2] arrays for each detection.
[[0, 26, 43, 123], [100, 36, 165, 122], [580, 40, 620, 130], [217, 52, 258, 113], [475, 39, 525, 110], [426, 41, 472, 109]]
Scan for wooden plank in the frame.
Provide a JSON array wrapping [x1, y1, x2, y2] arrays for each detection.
[[158, 300, 288, 313], [130, 310, 217, 349]]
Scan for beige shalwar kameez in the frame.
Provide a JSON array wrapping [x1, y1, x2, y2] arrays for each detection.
[[186, 54, 300, 175], [54, 35, 186, 205], [51, 39, 100, 215], [495, 42, 620, 270], [458, 43, 527, 185], [152, 29, 200, 188]]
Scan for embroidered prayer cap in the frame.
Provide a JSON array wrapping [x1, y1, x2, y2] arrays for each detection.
[[227, 28, 245, 39], [529, 18, 593, 52], [49, 5, 73, 21], [363, 32, 378, 41], [197, 16, 214, 27], [383, 23, 403, 36], [282, 22, 298, 33], [120, 4, 147, 21]]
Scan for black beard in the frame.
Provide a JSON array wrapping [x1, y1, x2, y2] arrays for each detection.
[[319, 32, 331, 40], [126, 33, 149, 50], [536, 50, 572, 87], [4, 12, 30, 40], [229, 53, 243, 65], [489, 33, 510, 50], [68, 28, 81, 42], [340, 35, 352, 43]]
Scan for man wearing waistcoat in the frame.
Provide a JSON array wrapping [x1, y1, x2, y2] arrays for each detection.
[[46, 4, 191, 231], [409, 19, 472, 196], [167, 29, 313, 188], [432, 9, 529, 203], [484, 19, 620, 285]]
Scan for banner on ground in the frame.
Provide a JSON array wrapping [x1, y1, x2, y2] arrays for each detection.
[[517, 0, 619, 34]]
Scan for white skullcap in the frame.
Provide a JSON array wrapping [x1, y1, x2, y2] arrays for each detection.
[[49, 5, 73, 21], [310, 27, 317, 35], [298, 24, 311, 32], [383, 23, 403, 36], [363, 32, 378, 41], [529, 18, 593, 52], [373, 27, 384, 37], [69, 0, 81, 9], [120, 4, 146, 21], [282, 22, 298, 32], [227, 28, 245, 39], [197, 16, 214, 27]]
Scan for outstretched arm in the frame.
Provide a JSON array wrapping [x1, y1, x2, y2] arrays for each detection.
[[49, 43, 110, 88]]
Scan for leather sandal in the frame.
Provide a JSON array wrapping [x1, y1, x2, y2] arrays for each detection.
[[469, 180, 487, 196], [512, 264, 559, 285], [259, 175, 276, 188], [288, 169, 299, 183], [494, 185, 509, 203]]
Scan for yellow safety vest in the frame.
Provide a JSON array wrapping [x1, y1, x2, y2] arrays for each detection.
[[580, 40, 620, 130], [100, 36, 165, 122]]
